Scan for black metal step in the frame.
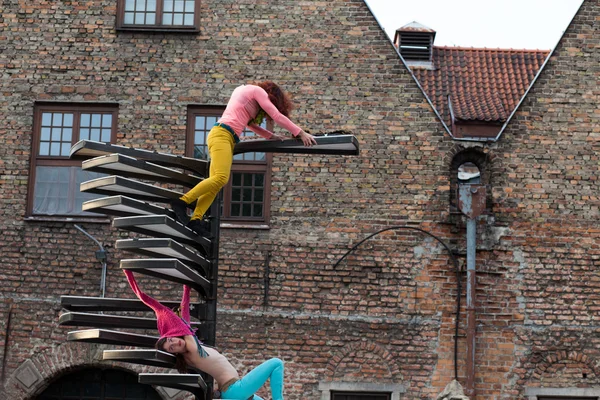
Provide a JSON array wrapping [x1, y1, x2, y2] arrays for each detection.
[[112, 215, 211, 255], [120, 259, 212, 299], [70, 140, 207, 176], [67, 329, 158, 347], [82, 153, 202, 188], [116, 238, 212, 276], [138, 373, 207, 397], [81, 176, 182, 203], [60, 296, 204, 319], [102, 349, 202, 373], [233, 134, 359, 156], [103, 349, 177, 368], [59, 312, 202, 330], [82, 195, 174, 218]]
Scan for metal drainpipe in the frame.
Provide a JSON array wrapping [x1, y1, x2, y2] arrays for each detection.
[[74, 224, 108, 298], [458, 184, 486, 397], [465, 217, 477, 396]]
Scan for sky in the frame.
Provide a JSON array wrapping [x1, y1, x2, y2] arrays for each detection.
[[364, 0, 584, 50]]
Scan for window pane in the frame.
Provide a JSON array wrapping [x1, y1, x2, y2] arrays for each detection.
[[50, 142, 61, 156], [101, 129, 111, 142], [51, 127, 62, 141], [185, 0, 195, 11], [147, 0, 157, 11], [136, 0, 146, 11], [254, 188, 263, 202], [90, 128, 100, 141], [255, 174, 264, 186], [124, 12, 134, 24], [253, 204, 263, 217], [80, 128, 90, 141], [174, 0, 184, 12], [206, 116, 217, 127], [146, 13, 156, 24], [61, 143, 71, 156], [232, 188, 240, 202], [135, 12, 145, 24], [242, 203, 251, 216], [80, 113, 90, 126], [102, 114, 112, 127], [42, 112, 52, 126], [232, 173, 242, 186], [172, 13, 183, 25], [184, 14, 194, 25], [39, 142, 49, 156], [52, 112, 62, 126], [125, 0, 135, 11], [164, 0, 174, 11], [243, 188, 252, 201], [63, 113, 73, 126], [41, 127, 51, 141], [231, 203, 240, 216], [63, 128, 72, 141]]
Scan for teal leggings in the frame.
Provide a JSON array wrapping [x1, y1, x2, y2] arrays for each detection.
[[221, 358, 284, 400]]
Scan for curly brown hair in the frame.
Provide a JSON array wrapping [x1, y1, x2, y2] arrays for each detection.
[[156, 336, 189, 373], [255, 81, 294, 117]]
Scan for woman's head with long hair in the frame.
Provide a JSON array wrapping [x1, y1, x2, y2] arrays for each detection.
[[256, 81, 294, 117], [156, 336, 189, 373]]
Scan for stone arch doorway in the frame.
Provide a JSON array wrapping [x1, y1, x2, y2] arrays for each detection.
[[35, 367, 161, 400]]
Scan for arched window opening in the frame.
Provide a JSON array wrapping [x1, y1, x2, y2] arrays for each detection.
[[449, 149, 489, 214], [36, 368, 161, 400]]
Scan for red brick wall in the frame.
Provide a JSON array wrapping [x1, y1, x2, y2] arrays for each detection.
[[0, 0, 598, 399]]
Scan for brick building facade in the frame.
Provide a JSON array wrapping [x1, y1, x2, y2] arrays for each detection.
[[0, 0, 598, 399]]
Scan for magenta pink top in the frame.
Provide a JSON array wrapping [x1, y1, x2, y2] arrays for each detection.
[[219, 84, 302, 139], [124, 270, 195, 339]]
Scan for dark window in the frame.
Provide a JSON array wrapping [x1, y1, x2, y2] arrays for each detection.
[[28, 103, 118, 217], [116, 0, 201, 32], [538, 397, 597, 400], [36, 368, 161, 399], [186, 106, 271, 225], [331, 392, 391, 400]]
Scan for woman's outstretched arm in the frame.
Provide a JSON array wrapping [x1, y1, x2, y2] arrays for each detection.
[[123, 270, 170, 315]]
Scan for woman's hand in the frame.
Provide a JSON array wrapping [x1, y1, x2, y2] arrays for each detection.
[[298, 130, 317, 147], [270, 133, 286, 141]]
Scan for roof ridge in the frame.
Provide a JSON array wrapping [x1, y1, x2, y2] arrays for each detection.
[[434, 45, 550, 53]]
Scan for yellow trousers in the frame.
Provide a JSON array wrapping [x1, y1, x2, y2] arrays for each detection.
[[181, 126, 235, 220]]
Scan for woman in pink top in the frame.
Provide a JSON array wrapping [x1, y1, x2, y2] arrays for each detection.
[[171, 81, 317, 236], [124, 270, 285, 400]]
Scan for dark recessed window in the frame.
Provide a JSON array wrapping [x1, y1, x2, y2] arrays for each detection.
[[36, 368, 161, 400], [186, 106, 272, 225], [116, 0, 201, 32], [28, 103, 118, 217], [331, 392, 391, 400]]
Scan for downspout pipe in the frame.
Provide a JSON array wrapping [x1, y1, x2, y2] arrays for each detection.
[[465, 217, 477, 397], [458, 184, 486, 397]]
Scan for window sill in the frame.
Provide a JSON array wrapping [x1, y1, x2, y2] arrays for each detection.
[[220, 223, 270, 230], [24, 216, 111, 224]]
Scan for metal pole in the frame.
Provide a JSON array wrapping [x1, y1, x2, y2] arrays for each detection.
[[465, 217, 477, 396], [74, 224, 108, 298]]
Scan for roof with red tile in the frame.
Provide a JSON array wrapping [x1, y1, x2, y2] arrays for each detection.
[[410, 46, 549, 126]]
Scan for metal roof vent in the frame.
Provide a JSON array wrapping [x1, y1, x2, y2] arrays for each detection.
[[394, 21, 436, 62]]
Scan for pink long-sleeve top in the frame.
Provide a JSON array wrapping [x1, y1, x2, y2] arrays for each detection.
[[218, 84, 302, 139], [123, 270, 194, 339]]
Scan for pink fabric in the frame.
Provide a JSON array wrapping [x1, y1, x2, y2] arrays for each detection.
[[123, 270, 195, 339], [219, 85, 302, 138]]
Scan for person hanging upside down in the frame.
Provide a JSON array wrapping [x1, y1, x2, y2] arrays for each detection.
[[123, 270, 285, 400], [171, 81, 317, 236]]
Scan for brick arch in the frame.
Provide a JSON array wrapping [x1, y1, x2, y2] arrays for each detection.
[[325, 341, 402, 381], [4, 342, 173, 400], [531, 351, 600, 380], [446, 145, 494, 212]]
